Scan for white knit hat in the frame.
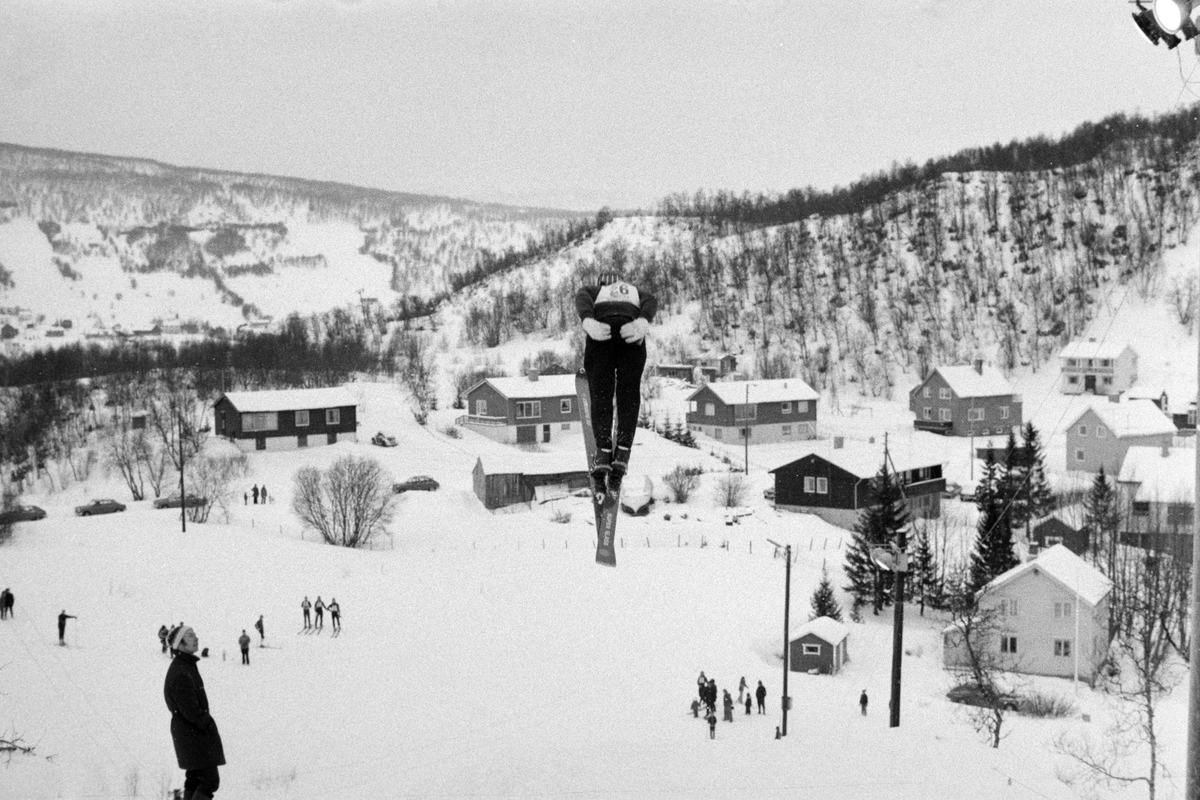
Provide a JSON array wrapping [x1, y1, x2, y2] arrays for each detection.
[[169, 625, 195, 652]]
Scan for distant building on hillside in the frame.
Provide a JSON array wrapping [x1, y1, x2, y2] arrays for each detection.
[[458, 371, 580, 445], [909, 360, 1022, 437], [1059, 338, 1138, 397], [214, 386, 359, 451]]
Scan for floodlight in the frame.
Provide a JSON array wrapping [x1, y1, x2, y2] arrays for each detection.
[[1153, 0, 1186, 33], [1134, 6, 1164, 44]]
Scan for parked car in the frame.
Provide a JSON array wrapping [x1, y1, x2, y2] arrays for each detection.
[[946, 683, 1020, 711], [75, 499, 127, 516], [371, 432, 398, 447], [153, 493, 208, 510], [393, 475, 439, 493], [0, 504, 47, 524], [763, 488, 776, 502]]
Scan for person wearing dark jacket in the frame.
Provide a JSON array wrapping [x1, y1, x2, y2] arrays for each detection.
[[575, 270, 658, 496], [238, 630, 251, 665], [164, 626, 225, 799], [755, 681, 767, 714], [57, 610, 76, 644], [254, 615, 264, 645]]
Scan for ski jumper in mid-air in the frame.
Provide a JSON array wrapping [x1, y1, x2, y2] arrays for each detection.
[[576, 270, 658, 497]]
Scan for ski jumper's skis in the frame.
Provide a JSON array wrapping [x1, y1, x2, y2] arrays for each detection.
[[576, 370, 618, 567]]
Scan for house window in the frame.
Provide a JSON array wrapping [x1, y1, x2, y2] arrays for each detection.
[[516, 401, 542, 419], [714, 428, 723, 439], [242, 412, 279, 432], [967, 408, 984, 422], [1077, 425, 1087, 436], [705, 402, 716, 416], [1001, 636, 1017, 654], [561, 423, 570, 430], [999, 599, 1018, 617], [1102, 376, 1112, 385], [939, 408, 951, 422], [923, 387, 931, 398], [1054, 601, 1073, 619], [1133, 501, 1150, 517], [1000, 406, 1009, 420], [816, 477, 829, 494], [1054, 639, 1072, 657], [782, 425, 792, 436], [1168, 503, 1192, 527], [1095, 426, 1106, 438], [1075, 449, 1085, 462], [802, 644, 821, 656], [797, 400, 809, 413], [325, 408, 341, 425], [734, 404, 757, 421], [1045, 535, 1064, 546], [561, 398, 572, 414], [1100, 359, 1111, 368], [1067, 358, 1077, 368], [782, 402, 792, 414], [296, 433, 308, 448], [1067, 375, 1079, 385], [939, 388, 951, 400], [804, 477, 815, 493], [295, 410, 310, 427], [1086, 359, 1094, 368], [475, 399, 488, 416], [923, 407, 932, 420]]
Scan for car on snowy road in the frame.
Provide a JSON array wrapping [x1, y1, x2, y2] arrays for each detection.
[[153, 493, 208, 510], [946, 683, 1020, 711], [75, 499, 127, 516], [393, 476, 439, 493], [371, 432, 398, 447], [0, 504, 47, 524]]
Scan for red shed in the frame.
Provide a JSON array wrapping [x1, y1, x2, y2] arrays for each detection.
[[789, 616, 849, 675]]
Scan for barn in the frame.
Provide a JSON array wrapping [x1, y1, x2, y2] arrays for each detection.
[[789, 616, 849, 675], [472, 454, 590, 510]]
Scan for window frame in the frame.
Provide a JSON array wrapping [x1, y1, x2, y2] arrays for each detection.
[[816, 477, 829, 494], [325, 408, 341, 426], [515, 401, 542, 419], [560, 398, 572, 414]]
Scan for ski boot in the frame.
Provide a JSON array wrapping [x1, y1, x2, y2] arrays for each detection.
[[590, 447, 612, 503], [607, 446, 631, 499]]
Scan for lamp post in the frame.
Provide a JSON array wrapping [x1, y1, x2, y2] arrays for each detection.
[[177, 410, 186, 534]]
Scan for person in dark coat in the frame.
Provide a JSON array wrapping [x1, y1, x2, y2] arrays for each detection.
[[328, 598, 341, 633], [722, 689, 734, 722], [755, 681, 767, 714], [706, 711, 717, 739], [238, 630, 251, 665], [164, 625, 225, 799], [859, 689, 869, 716], [254, 615, 264, 645], [57, 610, 76, 644], [301, 596, 312, 630], [0, 588, 12, 619], [260, 485, 267, 504], [251, 485, 259, 505], [744, 693, 752, 715], [314, 596, 325, 630]]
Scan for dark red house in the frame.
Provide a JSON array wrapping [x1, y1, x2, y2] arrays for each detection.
[[789, 616, 849, 675], [214, 386, 359, 452]]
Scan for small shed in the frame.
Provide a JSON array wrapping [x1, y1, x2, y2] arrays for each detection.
[[789, 616, 849, 675], [1030, 510, 1088, 556], [472, 454, 590, 510]]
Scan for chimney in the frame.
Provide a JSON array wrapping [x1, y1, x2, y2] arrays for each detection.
[[833, 436, 844, 449], [973, 358, 984, 375], [1162, 443, 1170, 458], [527, 369, 539, 382]]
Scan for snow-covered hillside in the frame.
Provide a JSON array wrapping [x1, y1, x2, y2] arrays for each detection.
[[2, 356, 1195, 799]]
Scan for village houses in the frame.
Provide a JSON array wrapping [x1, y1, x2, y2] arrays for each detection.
[[909, 360, 1022, 438], [1059, 338, 1138, 397], [459, 371, 580, 445], [1064, 398, 1177, 475], [686, 378, 819, 444], [213, 386, 359, 451], [1116, 444, 1194, 558]]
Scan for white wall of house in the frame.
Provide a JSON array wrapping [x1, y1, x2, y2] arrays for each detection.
[[690, 420, 817, 444]]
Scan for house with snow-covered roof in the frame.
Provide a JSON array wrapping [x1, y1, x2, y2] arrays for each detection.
[[767, 438, 945, 528], [789, 616, 849, 675], [1059, 338, 1138, 397], [1116, 445, 1195, 558], [686, 378, 819, 444], [214, 386, 359, 451], [942, 544, 1113, 682], [459, 371, 580, 445], [909, 360, 1022, 438], [1064, 398, 1176, 475]]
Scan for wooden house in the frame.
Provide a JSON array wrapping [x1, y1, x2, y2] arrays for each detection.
[[1029, 507, 1088, 557], [472, 454, 590, 510], [654, 363, 697, 382], [1059, 339, 1138, 397], [686, 378, 819, 444], [789, 616, 849, 675], [459, 371, 580, 445], [1116, 445, 1194, 559], [1, 323, 19, 340], [909, 361, 1022, 437], [768, 439, 945, 529], [943, 544, 1113, 682], [213, 386, 358, 451], [1064, 399, 1176, 475]]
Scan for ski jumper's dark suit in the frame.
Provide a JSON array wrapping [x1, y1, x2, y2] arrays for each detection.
[[576, 280, 658, 470]]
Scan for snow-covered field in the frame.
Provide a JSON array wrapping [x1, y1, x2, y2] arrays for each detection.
[[2, 345, 1195, 799]]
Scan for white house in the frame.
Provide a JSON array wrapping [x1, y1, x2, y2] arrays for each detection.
[[1059, 338, 1138, 397], [1064, 399, 1177, 475], [943, 544, 1113, 682], [1117, 445, 1195, 557]]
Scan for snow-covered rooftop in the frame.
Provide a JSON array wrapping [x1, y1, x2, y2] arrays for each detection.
[[475, 452, 586, 475], [793, 615, 848, 644], [770, 439, 944, 478], [1059, 338, 1133, 360], [983, 543, 1112, 607], [1117, 445, 1195, 503], [691, 378, 819, 405], [934, 364, 1014, 398], [219, 386, 358, 413], [1075, 398, 1176, 438], [484, 373, 577, 399]]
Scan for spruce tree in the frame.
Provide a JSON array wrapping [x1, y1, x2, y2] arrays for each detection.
[[1021, 422, 1053, 520], [845, 460, 911, 614], [1001, 429, 1029, 530], [1084, 464, 1121, 571], [911, 526, 940, 616], [969, 451, 1018, 592], [809, 563, 843, 621]]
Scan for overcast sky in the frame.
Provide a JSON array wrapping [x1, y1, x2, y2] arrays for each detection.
[[1, 0, 1198, 211]]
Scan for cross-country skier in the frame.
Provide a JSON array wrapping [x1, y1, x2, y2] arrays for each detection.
[[314, 596, 325, 630], [164, 625, 226, 799], [328, 598, 341, 633], [575, 269, 657, 498], [301, 596, 312, 629]]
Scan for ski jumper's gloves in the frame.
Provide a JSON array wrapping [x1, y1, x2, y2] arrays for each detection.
[[620, 318, 649, 344], [582, 317, 612, 341]]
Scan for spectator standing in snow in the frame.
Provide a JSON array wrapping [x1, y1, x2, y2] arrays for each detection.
[[696, 671, 706, 702], [0, 588, 12, 620], [252, 485, 259, 505], [57, 610, 76, 644], [706, 711, 717, 739], [690, 699, 700, 718], [722, 690, 734, 722], [755, 681, 767, 714], [164, 625, 225, 800], [159, 624, 170, 653], [314, 596, 325, 630], [243, 492, 248, 506], [238, 630, 250, 665], [859, 690, 868, 716], [301, 597, 312, 629], [260, 485, 267, 504], [744, 693, 752, 715], [737, 676, 748, 703], [328, 598, 341, 633], [254, 615, 264, 645]]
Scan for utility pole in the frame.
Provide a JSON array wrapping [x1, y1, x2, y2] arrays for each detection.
[[1188, 288, 1200, 800], [886, 433, 906, 728], [783, 543, 791, 736], [744, 382, 751, 474], [178, 410, 186, 534]]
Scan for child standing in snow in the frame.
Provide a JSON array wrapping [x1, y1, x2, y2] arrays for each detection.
[[706, 711, 717, 739]]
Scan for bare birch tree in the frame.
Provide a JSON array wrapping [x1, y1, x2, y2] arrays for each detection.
[[292, 455, 396, 548]]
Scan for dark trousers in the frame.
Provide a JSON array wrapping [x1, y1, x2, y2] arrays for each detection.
[[331, 614, 340, 632], [583, 337, 647, 452], [183, 764, 219, 799], [315, 610, 323, 628], [303, 610, 311, 628], [241, 649, 249, 665], [757, 698, 765, 713]]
